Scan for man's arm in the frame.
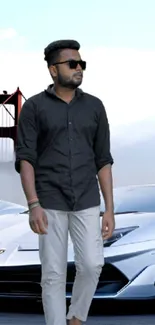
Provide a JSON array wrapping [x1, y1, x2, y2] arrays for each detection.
[[94, 100, 114, 208], [94, 100, 115, 239], [15, 99, 38, 204], [20, 160, 38, 203], [15, 99, 47, 234], [98, 164, 114, 213]]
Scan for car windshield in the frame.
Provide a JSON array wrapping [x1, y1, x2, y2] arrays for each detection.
[[101, 185, 155, 214]]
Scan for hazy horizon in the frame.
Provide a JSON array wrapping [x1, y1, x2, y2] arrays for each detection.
[[0, 118, 154, 206], [1, 0, 155, 206]]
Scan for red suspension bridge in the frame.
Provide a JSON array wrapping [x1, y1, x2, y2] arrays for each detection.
[[0, 88, 26, 162]]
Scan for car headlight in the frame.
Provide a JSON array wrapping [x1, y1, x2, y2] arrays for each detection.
[[0, 250, 5, 254], [104, 226, 138, 247]]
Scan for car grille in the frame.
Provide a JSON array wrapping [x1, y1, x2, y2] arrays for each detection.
[[0, 265, 41, 299], [0, 263, 128, 299], [67, 262, 128, 297]]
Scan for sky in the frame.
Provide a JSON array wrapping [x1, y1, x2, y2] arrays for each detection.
[[0, 0, 155, 200], [0, 0, 155, 131], [1, 0, 155, 50]]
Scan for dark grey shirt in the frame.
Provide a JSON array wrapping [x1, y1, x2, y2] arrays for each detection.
[[15, 85, 113, 211]]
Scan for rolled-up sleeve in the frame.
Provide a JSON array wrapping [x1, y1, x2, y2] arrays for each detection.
[[15, 99, 38, 173], [94, 101, 114, 172]]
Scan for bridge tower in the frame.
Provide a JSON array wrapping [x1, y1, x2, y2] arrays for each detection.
[[0, 88, 26, 153]]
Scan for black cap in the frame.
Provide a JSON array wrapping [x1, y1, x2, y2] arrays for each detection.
[[44, 39, 80, 62]]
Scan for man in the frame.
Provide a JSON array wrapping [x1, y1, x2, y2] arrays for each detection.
[[15, 39, 115, 325]]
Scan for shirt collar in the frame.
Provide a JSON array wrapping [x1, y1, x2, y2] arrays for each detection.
[[45, 84, 84, 99]]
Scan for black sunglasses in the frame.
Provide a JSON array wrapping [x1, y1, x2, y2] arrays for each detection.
[[53, 59, 86, 70]]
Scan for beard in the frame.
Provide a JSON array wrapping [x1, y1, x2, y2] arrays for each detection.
[[57, 72, 83, 89]]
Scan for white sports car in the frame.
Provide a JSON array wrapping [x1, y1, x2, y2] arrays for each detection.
[[0, 184, 155, 301]]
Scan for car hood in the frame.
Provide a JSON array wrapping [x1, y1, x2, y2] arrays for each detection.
[[0, 212, 74, 266], [0, 210, 143, 246], [112, 211, 155, 228], [0, 200, 26, 215], [0, 211, 155, 266]]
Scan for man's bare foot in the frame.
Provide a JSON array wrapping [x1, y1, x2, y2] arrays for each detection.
[[68, 316, 82, 325]]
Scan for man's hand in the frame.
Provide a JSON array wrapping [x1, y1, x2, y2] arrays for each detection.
[[29, 206, 48, 235], [102, 210, 115, 240]]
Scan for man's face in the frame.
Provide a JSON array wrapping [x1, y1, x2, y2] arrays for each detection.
[[49, 49, 86, 89]]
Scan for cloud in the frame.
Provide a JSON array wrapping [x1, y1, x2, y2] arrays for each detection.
[[0, 42, 155, 133], [0, 39, 155, 190], [0, 28, 27, 51], [81, 47, 155, 128], [0, 28, 17, 40]]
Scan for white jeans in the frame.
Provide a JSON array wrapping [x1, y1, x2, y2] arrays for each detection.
[[39, 206, 104, 325]]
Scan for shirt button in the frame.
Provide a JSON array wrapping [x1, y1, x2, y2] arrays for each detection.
[[69, 121, 72, 125]]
